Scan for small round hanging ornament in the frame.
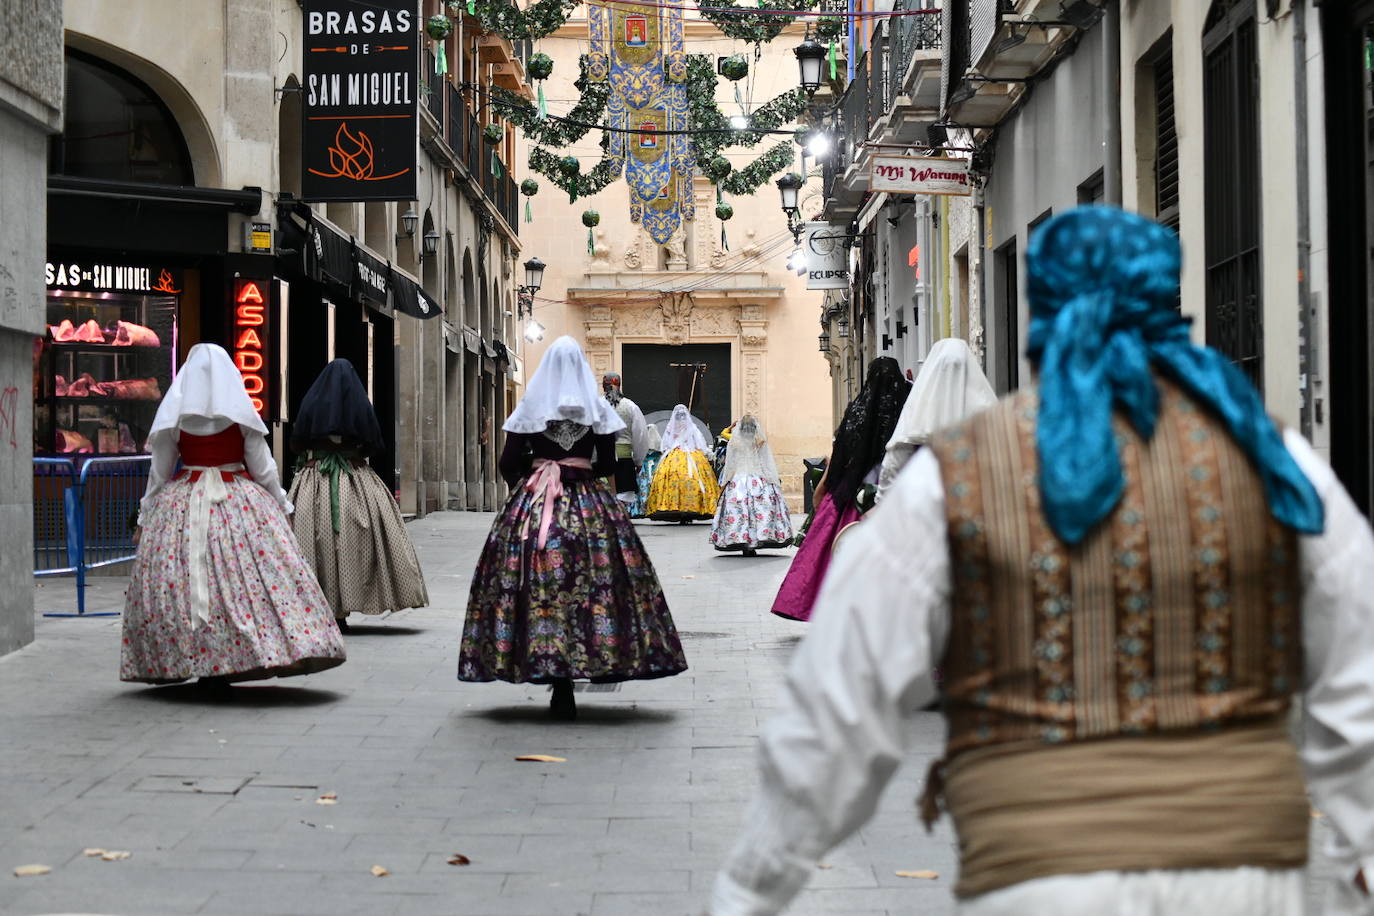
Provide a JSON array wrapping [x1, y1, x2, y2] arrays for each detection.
[[581, 210, 601, 228], [520, 178, 540, 197], [719, 54, 749, 81], [527, 52, 554, 81], [559, 155, 581, 177], [483, 123, 504, 145], [715, 202, 734, 221], [707, 156, 732, 181], [425, 14, 454, 40]]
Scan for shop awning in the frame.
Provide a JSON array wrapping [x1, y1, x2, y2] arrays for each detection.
[[390, 271, 442, 320], [353, 246, 391, 312], [304, 212, 354, 295]]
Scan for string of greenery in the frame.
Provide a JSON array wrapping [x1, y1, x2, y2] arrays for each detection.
[[716, 140, 795, 195], [473, 0, 581, 41], [489, 80, 612, 147], [682, 54, 805, 170], [693, 0, 818, 44], [528, 147, 623, 201]]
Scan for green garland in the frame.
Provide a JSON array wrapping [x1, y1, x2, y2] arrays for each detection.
[[684, 55, 805, 173], [472, 0, 580, 41], [718, 140, 795, 196], [490, 80, 611, 147], [529, 147, 622, 201], [694, 0, 817, 44]]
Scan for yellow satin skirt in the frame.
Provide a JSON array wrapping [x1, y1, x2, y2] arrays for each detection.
[[646, 449, 721, 521]]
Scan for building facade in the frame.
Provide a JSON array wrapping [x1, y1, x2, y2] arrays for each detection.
[[39, 0, 530, 537], [0, 0, 63, 655]]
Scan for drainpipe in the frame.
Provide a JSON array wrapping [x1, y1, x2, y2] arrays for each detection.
[[973, 183, 988, 372], [1294, 0, 1315, 437], [940, 195, 952, 339], [1102, 0, 1122, 204]]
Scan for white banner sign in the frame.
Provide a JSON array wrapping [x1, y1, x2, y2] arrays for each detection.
[[803, 222, 850, 290], [869, 155, 972, 197]]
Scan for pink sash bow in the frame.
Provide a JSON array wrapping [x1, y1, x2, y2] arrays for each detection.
[[524, 457, 593, 549]]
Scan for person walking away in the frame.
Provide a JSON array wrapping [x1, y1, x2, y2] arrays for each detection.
[[710, 415, 793, 556], [646, 404, 722, 523], [711, 207, 1374, 915], [459, 337, 687, 720], [876, 337, 996, 504], [602, 371, 649, 510], [632, 421, 663, 518], [769, 357, 909, 622], [121, 344, 346, 687], [289, 358, 428, 632]]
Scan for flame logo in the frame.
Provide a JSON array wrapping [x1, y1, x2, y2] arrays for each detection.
[[308, 122, 410, 182], [151, 269, 180, 294]]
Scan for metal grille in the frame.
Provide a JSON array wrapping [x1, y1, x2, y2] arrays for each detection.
[[1153, 47, 1180, 229], [1203, 6, 1263, 390]]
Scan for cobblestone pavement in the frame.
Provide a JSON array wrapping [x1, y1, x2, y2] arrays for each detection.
[[0, 512, 1345, 915]]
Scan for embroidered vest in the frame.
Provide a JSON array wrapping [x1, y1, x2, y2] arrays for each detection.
[[927, 382, 1302, 758]]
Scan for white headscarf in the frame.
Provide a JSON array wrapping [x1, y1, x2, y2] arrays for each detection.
[[148, 343, 267, 447], [660, 404, 708, 453], [719, 415, 780, 485], [645, 422, 662, 453], [876, 337, 997, 502], [504, 336, 626, 435]]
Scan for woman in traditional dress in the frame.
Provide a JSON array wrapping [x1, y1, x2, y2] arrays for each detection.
[[458, 337, 688, 720], [710, 415, 793, 556], [289, 359, 428, 631], [646, 405, 722, 523], [771, 356, 910, 622], [631, 422, 663, 518], [876, 338, 996, 503], [121, 343, 346, 687]]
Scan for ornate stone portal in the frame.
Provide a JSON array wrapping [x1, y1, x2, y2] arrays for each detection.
[[582, 292, 772, 419]]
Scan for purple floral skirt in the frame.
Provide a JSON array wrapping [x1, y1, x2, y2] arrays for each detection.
[[458, 476, 689, 684]]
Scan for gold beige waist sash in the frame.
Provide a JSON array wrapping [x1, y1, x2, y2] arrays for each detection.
[[939, 716, 1309, 899]]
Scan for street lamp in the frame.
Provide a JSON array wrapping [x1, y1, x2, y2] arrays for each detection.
[[523, 319, 546, 343], [805, 130, 833, 159], [776, 172, 803, 218], [522, 256, 546, 294], [818, 330, 831, 352], [422, 228, 440, 258], [786, 247, 806, 274], [837, 310, 850, 338], [795, 37, 826, 97], [396, 206, 419, 245]]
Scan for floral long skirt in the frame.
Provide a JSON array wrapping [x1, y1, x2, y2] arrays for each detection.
[[122, 475, 347, 683], [710, 473, 795, 551], [458, 475, 688, 684], [769, 493, 861, 622], [631, 451, 662, 518], [646, 449, 721, 521], [290, 461, 429, 619]]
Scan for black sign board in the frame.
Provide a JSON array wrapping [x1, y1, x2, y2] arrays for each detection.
[[353, 246, 390, 309], [301, 0, 419, 202]]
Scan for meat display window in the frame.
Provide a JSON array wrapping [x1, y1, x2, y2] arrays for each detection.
[[36, 288, 176, 457]]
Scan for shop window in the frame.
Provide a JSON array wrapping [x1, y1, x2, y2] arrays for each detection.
[[1077, 170, 1105, 205], [50, 49, 194, 185], [996, 238, 1019, 393], [1152, 42, 1180, 230]]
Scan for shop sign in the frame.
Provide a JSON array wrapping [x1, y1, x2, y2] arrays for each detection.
[[302, 0, 419, 202], [868, 156, 972, 197], [353, 246, 390, 308], [46, 260, 181, 295], [803, 222, 851, 290], [232, 279, 271, 416]]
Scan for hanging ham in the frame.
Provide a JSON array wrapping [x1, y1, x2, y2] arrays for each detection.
[[111, 321, 160, 347]]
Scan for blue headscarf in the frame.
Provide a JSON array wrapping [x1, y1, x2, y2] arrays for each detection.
[[1025, 206, 1323, 544]]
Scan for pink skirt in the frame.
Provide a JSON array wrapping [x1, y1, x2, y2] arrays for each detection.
[[770, 494, 862, 622], [121, 474, 347, 683]]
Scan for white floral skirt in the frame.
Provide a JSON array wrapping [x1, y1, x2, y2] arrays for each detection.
[[121, 473, 347, 683], [709, 473, 794, 551]]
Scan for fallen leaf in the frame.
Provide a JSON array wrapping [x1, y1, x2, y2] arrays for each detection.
[[446, 854, 472, 866], [514, 754, 566, 763], [895, 869, 939, 880], [82, 848, 105, 857], [100, 851, 132, 861], [370, 865, 389, 877], [316, 792, 338, 806], [13, 864, 51, 877]]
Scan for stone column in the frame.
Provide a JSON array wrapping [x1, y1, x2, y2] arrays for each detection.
[[738, 303, 768, 420], [584, 305, 615, 377]]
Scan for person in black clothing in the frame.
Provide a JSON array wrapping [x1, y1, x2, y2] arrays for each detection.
[[457, 336, 688, 720]]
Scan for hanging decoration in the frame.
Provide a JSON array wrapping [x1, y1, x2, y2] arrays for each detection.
[[719, 54, 749, 81], [489, 57, 611, 147], [693, 0, 816, 45], [472, 0, 581, 41], [582, 209, 601, 255], [526, 52, 555, 119], [521, 178, 539, 223], [426, 15, 453, 75]]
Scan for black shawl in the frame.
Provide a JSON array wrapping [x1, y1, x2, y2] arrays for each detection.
[[826, 356, 911, 509], [291, 358, 385, 455]]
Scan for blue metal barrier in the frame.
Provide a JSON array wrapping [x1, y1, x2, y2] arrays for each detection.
[[33, 455, 151, 617]]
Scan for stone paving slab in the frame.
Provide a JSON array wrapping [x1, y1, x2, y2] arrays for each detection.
[[0, 510, 1347, 915]]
